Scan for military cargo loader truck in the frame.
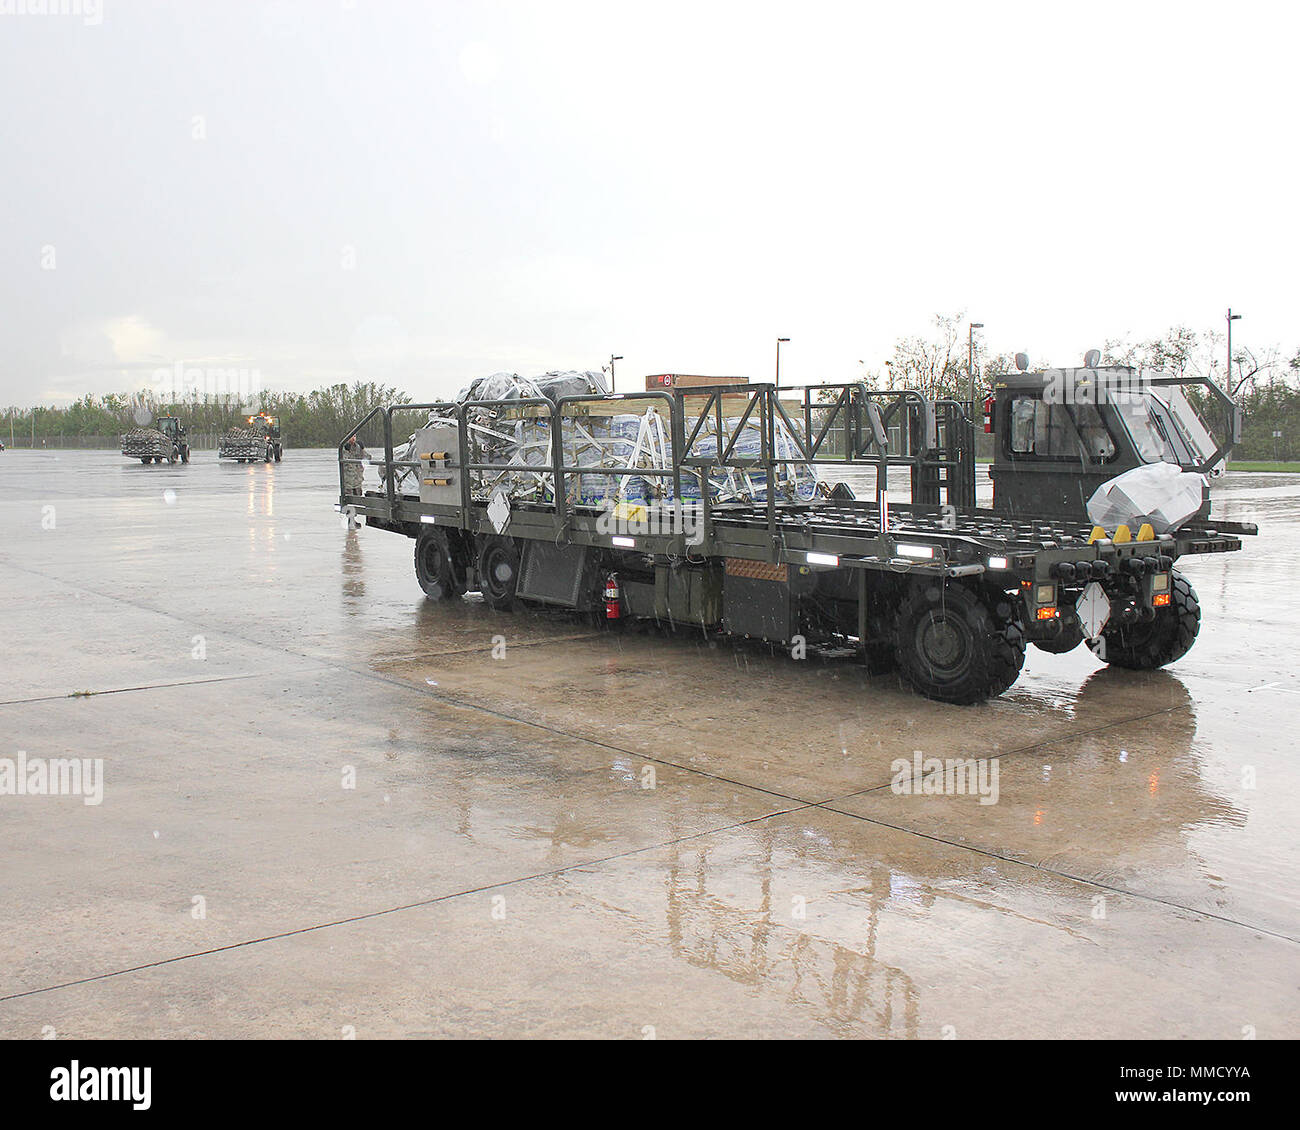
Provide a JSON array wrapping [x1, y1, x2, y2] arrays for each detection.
[[219, 413, 283, 463], [121, 416, 190, 464], [337, 366, 1253, 704]]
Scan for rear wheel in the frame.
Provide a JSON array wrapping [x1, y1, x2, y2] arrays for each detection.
[[181, 446, 190, 464], [274, 444, 282, 462], [895, 582, 1025, 704], [477, 536, 521, 611], [1101, 570, 1199, 669], [414, 529, 462, 600]]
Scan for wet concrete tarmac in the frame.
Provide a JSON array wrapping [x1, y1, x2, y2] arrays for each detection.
[[1, 449, 1296, 1038]]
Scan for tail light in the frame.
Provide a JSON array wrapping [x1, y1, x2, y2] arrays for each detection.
[[983, 395, 995, 433], [603, 573, 621, 619]]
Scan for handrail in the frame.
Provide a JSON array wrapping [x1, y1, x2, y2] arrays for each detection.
[[339, 380, 977, 525], [457, 395, 562, 521], [337, 405, 386, 505], [554, 390, 681, 511]]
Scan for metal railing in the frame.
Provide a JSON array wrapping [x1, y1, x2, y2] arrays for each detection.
[[338, 383, 977, 538]]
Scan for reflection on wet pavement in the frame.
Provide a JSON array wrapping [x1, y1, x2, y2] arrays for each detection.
[[0, 450, 1296, 1038]]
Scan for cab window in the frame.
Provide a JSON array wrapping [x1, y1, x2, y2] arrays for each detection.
[[1006, 396, 1115, 463]]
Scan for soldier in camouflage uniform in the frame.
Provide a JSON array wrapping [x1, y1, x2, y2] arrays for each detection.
[[342, 435, 367, 493]]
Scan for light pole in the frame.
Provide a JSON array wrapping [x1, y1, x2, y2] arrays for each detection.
[[608, 354, 623, 394], [967, 322, 984, 411], [775, 338, 790, 389], [1226, 308, 1242, 389]]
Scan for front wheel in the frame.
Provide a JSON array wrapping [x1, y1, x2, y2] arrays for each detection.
[[1101, 570, 1199, 669], [414, 529, 463, 600], [895, 583, 1026, 704]]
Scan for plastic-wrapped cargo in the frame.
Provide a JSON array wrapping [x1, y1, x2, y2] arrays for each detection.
[[391, 370, 820, 506], [457, 370, 608, 408], [1086, 462, 1207, 533]]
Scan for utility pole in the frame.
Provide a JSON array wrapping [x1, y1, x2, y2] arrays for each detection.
[[775, 338, 790, 389], [1227, 308, 1242, 390], [967, 322, 984, 411], [609, 354, 623, 394]]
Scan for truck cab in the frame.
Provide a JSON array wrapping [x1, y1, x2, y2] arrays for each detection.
[[156, 416, 190, 463], [249, 414, 283, 462], [987, 365, 1242, 522], [157, 415, 185, 441]]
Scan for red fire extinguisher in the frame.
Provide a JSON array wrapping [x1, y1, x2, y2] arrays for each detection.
[[604, 573, 621, 619], [982, 394, 995, 434]]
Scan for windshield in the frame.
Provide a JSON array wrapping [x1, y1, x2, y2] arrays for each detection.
[[1152, 386, 1217, 469], [1114, 387, 1223, 473], [1113, 395, 1177, 464]]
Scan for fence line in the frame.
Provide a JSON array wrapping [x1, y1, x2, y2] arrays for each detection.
[[2, 433, 230, 451]]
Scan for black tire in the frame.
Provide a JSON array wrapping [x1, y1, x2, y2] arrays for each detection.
[[140, 457, 151, 464], [895, 582, 1026, 704], [414, 529, 462, 600], [181, 446, 190, 464], [477, 535, 521, 611], [274, 445, 282, 462], [1100, 570, 1199, 670], [264, 448, 272, 463]]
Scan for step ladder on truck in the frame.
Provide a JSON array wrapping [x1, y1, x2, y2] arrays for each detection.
[[336, 365, 1254, 704]]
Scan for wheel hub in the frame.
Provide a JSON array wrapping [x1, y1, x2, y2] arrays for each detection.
[[918, 614, 970, 676]]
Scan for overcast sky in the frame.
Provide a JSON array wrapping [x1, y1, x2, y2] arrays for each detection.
[[1, 0, 1296, 407]]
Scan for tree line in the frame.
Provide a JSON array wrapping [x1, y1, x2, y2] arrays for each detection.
[[3, 381, 411, 448]]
